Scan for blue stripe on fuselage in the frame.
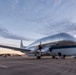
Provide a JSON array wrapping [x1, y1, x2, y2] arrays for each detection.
[[51, 45, 76, 49]]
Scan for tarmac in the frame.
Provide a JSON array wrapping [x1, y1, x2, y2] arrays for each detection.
[[0, 56, 76, 75]]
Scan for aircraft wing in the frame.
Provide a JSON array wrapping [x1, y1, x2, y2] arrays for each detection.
[[0, 45, 31, 53]]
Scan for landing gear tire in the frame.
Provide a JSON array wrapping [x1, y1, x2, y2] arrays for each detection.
[[52, 56, 55, 59], [36, 56, 41, 59], [62, 55, 66, 59]]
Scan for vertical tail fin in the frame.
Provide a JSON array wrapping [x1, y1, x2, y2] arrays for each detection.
[[20, 40, 24, 48]]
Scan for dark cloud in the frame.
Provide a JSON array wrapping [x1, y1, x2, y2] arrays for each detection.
[[0, 27, 34, 41]]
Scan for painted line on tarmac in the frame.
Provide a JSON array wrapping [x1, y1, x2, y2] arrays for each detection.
[[0, 65, 9, 68]]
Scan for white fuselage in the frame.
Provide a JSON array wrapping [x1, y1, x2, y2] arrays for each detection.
[[25, 33, 76, 56], [52, 48, 76, 56]]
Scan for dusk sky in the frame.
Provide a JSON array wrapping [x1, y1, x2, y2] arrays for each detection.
[[0, 0, 76, 54]]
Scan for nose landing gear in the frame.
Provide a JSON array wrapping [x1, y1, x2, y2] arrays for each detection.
[[58, 52, 66, 59]]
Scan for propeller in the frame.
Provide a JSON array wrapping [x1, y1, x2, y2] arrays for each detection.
[[38, 41, 42, 51], [35, 41, 42, 56]]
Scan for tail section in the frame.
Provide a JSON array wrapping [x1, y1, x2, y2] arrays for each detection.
[[20, 40, 24, 48]]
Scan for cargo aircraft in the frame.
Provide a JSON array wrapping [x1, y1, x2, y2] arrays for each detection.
[[0, 33, 76, 59]]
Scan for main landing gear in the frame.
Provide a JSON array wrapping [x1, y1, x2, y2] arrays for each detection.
[[52, 55, 55, 59], [36, 44, 42, 59], [35, 51, 42, 59], [36, 56, 41, 59]]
